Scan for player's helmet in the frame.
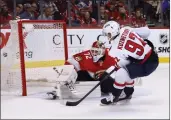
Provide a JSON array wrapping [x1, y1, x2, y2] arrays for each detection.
[[91, 41, 105, 62], [102, 21, 120, 41]]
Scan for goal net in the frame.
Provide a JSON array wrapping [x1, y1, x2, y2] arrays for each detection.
[[1, 20, 68, 96]]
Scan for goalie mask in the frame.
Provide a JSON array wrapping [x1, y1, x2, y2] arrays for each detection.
[[91, 41, 105, 62]]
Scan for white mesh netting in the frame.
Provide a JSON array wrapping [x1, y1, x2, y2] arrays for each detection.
[[1, 20, 22, 95], [1, 20, 67, 96]]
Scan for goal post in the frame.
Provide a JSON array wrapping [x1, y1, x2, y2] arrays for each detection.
[[1, 20, 68, 96]]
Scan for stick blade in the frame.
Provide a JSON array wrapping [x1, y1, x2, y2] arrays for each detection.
[[66, 101, 79, 106]]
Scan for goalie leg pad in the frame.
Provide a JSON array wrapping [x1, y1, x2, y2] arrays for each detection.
[[54, 65, 78, 84], [53, 65, 78, 99]]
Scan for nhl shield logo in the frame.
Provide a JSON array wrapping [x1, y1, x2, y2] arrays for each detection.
[[159, 34, 168, 44]]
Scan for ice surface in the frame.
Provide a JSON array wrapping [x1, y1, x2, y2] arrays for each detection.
[[1, 64, 169, 119]]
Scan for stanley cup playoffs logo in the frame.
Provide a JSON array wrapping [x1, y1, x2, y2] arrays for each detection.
[[159, 34, 168, 44]]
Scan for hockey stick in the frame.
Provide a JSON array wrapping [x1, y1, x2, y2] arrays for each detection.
[[66, 69, 116, 106]]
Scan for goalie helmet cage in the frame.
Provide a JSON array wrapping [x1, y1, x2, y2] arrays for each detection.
[[1, 20, 68, 96]]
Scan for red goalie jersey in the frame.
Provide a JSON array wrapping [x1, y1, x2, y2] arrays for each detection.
[[65, 41, 117, 77]]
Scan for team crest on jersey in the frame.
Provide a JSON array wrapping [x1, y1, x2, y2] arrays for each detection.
[[75, 56, 82, 61]]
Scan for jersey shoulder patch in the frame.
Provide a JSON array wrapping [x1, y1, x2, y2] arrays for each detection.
[[75, 56, 82, 61], [73, 54, 83, 62], [73, 50, 91, 62]]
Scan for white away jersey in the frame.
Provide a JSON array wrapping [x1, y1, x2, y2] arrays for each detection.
[[109, 26, 152, 67]]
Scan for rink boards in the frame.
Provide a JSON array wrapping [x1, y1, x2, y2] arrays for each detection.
[[0, 28, 169, 69]]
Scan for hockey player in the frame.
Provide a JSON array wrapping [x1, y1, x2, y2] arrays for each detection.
[[47, 41, 117, 99], [99, 21, 159, 105]]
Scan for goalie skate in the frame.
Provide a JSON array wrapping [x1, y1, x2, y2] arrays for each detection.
[[47, 91, 58, 100]]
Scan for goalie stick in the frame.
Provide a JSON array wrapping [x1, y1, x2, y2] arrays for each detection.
[[66, 69, 116, 106]]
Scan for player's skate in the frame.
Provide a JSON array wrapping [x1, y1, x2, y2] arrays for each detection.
[[118, 87, 133, 101], [118, 95, 132, 101], [100, 87, 122, 105], [101, 93, 120, 105]]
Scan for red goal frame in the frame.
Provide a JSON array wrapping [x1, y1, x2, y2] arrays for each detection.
[[17, 20, 68, 96]]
